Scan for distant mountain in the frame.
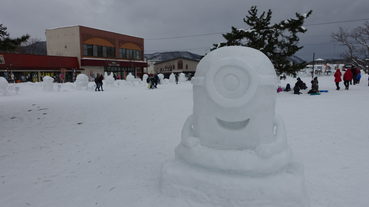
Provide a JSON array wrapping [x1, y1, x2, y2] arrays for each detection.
[[18, 41, 47, 55], [287, 55, 305, 64], [145, 51, 203, 63]]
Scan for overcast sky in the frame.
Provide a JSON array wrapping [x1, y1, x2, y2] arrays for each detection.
[[1, 0, 369, 61]]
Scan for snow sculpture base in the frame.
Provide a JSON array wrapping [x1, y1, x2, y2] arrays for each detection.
[[161, 160, 308, 207]]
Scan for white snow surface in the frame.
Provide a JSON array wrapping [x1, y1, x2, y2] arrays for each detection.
[[0, 75, 369, 207]]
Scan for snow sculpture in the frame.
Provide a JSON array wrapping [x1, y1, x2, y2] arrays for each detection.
[[178, 72, 186, 82], [0, 77, 9, 95], [158, 73, 164, 84], [169, 73, 176, 83], [126, 73, 135, 86], [42, 76, 54, 92], [161, 46, 309, 207], [142, 74, 148, 84], [75, 74, 89, 90], [104, 72, 115, 87]]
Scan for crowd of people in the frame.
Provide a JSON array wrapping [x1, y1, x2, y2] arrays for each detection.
[[280, 66, 367, 95]]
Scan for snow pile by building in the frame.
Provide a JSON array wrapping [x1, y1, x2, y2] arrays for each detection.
[[75, 74, 89, 90], [161, 46, 309, 207], [42, 76, 54, 92]]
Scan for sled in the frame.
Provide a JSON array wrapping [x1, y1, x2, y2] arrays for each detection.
[[309, 92, 321, 95]]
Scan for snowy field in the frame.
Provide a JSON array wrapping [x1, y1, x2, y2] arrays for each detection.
[[0, 75, 369, 207]]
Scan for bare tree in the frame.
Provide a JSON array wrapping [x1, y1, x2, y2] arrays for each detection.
[[332, 22, 369, 72]]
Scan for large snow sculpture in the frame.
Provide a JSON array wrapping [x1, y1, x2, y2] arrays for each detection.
[[161, 46, 308, 207], [0, 77, 9, 95], [42, 76, 54, 92], [75, 74, 89, 90]]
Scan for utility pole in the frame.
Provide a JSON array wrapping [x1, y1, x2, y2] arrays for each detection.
[[312, 53, 315, 79]]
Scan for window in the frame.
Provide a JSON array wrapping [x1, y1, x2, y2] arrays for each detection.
[[178, 60, 183, 69], [83, 44, 94, 56], [83, 44, 115, 58]]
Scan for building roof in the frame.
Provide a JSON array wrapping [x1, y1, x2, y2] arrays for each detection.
[[0, 53, 80, 70], [145, 51, 202, 63]]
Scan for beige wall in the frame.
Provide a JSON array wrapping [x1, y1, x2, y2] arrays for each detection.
[[154, 58, 198, 74], [46, 26, 81, 61]]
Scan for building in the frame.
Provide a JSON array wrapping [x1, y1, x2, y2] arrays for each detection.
[[46, 25, 147, 79], [0, 53, 80, 82], [145, 51, 202, 78]]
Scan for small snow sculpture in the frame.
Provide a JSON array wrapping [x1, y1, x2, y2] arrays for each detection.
[[158, 73, 164, 84], [142, 74, 148, 84], [75, 74, 89, 90], [126, 73, 135, 86], [104, 72, 115, 87], [0, 77, 9, 95], [178, 72, 186, 82], [42, 76, 54, 92], [161, 46, 309, 207], [169, 73, 176, 83]]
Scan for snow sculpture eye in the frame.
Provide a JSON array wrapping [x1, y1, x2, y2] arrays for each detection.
[[205, 58, 257, 107]]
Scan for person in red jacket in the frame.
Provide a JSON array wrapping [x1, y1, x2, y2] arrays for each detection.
[[343, 68, 353, 90], [334, 68, 342, 90]]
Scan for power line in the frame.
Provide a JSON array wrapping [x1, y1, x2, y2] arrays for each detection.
[[145, 17, 369, 41], [305, 17, 369, 26]]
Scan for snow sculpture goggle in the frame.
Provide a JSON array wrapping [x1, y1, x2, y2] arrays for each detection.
[[192, 57, 276, 108]]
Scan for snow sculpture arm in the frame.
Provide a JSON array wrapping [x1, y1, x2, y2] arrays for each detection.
[[256, 114, 288, 158]]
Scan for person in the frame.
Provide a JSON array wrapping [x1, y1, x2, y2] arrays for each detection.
[[277, 86, 283, 93], [296, 78, 307, 90], [98, 73, 104, 91], [153, 74, 159, 88], [284, 83, 291, 92], [355, 69, 361, 84], [146, 74, 154, 89], [343, 69, 353, 90], [95, 73, 101, 91], [334, 68, 342, 90], [175, 73, 179, 84], [293, 82, 302, 94], [308, 77, 319, 94]]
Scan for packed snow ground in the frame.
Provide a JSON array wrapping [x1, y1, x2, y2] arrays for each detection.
[[0, 75, 369, 207]]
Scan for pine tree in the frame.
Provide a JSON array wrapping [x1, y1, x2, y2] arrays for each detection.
[[0, 24, 30, 52], [213, 6, 312, 75]]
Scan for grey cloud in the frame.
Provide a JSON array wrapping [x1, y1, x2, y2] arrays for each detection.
[[1, 0, 368, 60]]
